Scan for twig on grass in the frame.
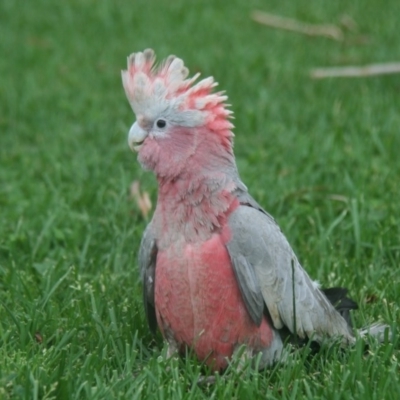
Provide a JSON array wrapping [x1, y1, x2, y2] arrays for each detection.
[[130, 180, 152, 219], [310, 62, 400, 79], [251, 10, 344, 41]]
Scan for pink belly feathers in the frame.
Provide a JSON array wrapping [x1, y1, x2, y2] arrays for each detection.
[[154, 231, 273, 370]]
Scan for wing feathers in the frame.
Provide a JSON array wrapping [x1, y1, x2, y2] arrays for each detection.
[[230, 254, 264, 326], [226, 205, 355, 343], [139, 223, 158, 333]]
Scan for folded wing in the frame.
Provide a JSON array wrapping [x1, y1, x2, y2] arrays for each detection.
[[226, 203, 355, 344], [139, 223, 158, 333]]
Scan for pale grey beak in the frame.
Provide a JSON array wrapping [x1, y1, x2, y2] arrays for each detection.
[[128, 121, 148, 152]]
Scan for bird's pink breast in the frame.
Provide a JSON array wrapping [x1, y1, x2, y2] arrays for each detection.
[[154, 229, 273, 370]]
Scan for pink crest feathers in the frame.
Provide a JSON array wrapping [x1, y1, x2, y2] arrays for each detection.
[[121, 49, 233, 131]]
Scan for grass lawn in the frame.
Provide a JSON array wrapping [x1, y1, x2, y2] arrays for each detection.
[[1, 0, 399, 398]]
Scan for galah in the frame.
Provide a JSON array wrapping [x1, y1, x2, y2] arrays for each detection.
[[121, 49, 387, 371]]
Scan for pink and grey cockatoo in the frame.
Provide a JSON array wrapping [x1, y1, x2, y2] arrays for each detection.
[[121, 49, 387, 371]]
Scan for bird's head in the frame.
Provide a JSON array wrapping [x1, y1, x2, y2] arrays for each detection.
[[121, 49, 234, 180]]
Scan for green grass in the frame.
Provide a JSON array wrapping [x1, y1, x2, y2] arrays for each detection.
[[1, 0, 399, 398]]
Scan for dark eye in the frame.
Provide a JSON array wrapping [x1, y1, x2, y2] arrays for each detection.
[[156, 119, 166, 129]]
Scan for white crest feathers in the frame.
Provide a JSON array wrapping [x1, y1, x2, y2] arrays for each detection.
[[121, 49, 233, 129]]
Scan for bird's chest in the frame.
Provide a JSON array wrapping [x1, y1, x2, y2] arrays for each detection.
[[154, 231, 240, 341], [153, 225, 273, 370], [155, 232, 232, 316]]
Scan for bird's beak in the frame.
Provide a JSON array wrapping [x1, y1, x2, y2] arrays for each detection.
[[128, 121, 148, 152]]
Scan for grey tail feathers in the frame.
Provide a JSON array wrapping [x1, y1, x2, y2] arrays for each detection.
[[322, 287, 393, 342]]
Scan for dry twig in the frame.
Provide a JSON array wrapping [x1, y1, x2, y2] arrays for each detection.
[[251, 10, 343, 41], [310, 62, 400, 79], [130, 180, 152, 219]]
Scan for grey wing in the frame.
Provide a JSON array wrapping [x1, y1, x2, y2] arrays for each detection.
[[138, 223, 158, 333], [226, 204, 354, 343]]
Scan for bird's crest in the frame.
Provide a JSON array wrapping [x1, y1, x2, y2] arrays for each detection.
[[122, 49, 233, 130]]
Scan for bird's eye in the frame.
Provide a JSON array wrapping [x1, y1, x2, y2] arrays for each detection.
[[156, 119, 166, 129]]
